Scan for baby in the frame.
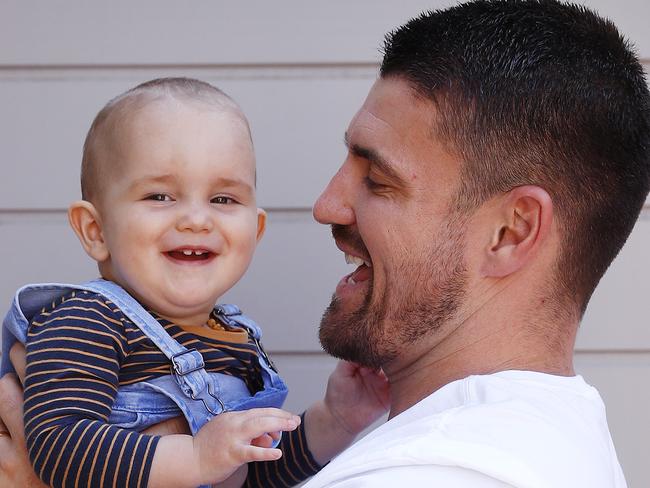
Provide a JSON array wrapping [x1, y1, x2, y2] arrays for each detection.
[[1, 78, 388, 488]]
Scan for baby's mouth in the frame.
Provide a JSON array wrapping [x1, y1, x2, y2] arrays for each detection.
[[166, 249, 214, 262]]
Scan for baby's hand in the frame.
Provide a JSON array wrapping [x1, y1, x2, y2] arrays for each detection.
[[303, 361, 390, 466], [193, 408, 300, 485], [323, 361, 390, 436]]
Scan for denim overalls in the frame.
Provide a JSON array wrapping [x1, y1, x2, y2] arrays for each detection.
[[1, 279, 288, 439]]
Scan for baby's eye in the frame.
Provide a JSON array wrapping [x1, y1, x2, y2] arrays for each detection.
[[145, 193, 172, 202], [211, 196, 235, 205]]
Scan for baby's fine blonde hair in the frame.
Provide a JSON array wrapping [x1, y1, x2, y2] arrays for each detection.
[[80, 77, 249, 202]]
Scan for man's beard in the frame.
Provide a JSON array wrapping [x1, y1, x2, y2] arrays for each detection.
[[319, 218, 468, 369]]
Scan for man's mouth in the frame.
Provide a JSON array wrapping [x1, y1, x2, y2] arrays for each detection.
[[165, 248, 215, 262], [344, 253, 373, 284]]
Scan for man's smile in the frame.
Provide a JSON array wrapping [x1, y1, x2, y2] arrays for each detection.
[[343, 253, 372, 285], [330, 224, 374, 298]]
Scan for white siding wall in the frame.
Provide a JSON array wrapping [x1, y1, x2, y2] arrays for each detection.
[[1, 1, 648, 486]]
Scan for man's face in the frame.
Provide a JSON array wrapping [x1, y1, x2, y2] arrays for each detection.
[[313, 77, 469, 369], [95, 99, 264, 326]]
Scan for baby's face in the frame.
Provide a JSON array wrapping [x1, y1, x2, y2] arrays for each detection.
[[95, 99, 263, 326]]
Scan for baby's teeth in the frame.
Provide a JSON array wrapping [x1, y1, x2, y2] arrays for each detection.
[[195, 250, 205, 256], [183, 250, 193, 256]]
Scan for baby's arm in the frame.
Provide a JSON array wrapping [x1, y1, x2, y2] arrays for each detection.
[[24, 295, 158, 487], [242, 361, 390, 488], [25, 294, 301, 488], [148, 408, 300, 488], [304, 361, 390, 466]]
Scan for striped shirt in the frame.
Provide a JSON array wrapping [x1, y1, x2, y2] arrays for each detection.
[[24, 290, 321, 488]]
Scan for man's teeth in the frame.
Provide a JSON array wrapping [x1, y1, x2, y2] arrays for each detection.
[[344, 253, 371, 267], [181, 250, 207, 256]]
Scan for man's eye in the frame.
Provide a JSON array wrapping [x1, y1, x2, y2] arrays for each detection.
[[145, 194, 172, 202], [364, 176, 385, 190], [211, 196, 234, 204]]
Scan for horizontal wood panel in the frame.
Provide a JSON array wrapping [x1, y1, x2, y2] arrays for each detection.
[[578, 212, 650, 350], [0, 67, 374, 209], [0, 0, 441, 65], [2, 61, 649, 211], [573, 351, 650, 488], [1, 209, 648, 352], [2, 1, 649, 65]]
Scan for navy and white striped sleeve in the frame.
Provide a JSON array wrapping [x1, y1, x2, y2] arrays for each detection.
[[24, 293, 160, 488]]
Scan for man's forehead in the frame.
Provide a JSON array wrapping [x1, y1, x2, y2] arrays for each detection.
[[348, 78, 435, 144], [346, 78, 462, 188]]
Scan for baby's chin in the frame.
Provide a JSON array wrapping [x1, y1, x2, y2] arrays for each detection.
[[140, 290, 222, 327], [151, 303, 216, 327]]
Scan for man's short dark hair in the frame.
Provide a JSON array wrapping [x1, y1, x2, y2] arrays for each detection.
[[381, 0, 650, 314]]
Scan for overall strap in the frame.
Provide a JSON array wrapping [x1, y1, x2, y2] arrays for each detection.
[[81, 279, 225, 415], [214, 304, 278, 373]]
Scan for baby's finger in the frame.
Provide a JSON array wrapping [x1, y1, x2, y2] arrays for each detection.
[[250, 433, 274, 448], [239, 445, 283, 463], [241, 415, 299, 441], [240, 407, 298, 420]]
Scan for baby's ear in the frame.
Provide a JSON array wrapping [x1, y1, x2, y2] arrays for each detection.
[[256, 208, 267, 242], [68, 201, 110, 262]]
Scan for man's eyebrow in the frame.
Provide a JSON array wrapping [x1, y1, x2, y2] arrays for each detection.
[[344, 132, 408, 187]]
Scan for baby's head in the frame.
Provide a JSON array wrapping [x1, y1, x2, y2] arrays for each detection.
[[69, 77, 266, 326]]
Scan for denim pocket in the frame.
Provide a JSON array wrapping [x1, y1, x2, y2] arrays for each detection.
[[108, 408, 143, 429]]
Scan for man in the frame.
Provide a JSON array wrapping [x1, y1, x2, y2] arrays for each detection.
[[1, 0, 648, 487]]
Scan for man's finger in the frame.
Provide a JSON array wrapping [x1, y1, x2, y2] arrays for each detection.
[[0, 374, 26, 444], [9, 343, 27, 385], [142, 415, 191, 436]]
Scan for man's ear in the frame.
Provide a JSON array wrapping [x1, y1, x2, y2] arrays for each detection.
[[68, 200, 110, 262], [256, 208, 267, 243], [481, 185, 553, 278]]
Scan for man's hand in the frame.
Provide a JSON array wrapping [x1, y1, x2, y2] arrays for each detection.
[[0, 372, 47, 487]]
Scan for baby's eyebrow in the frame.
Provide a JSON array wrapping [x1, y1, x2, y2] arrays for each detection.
[[213, 177, 254, 191], [128, 174, 175, 189], [128, 174, 254, 193]]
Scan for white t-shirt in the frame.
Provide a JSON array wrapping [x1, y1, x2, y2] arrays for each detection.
[[304, 371, 626, 487]]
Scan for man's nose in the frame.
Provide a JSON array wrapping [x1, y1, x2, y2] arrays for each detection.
[[313, 164, 355, 226], [176, 202, 215, 233]]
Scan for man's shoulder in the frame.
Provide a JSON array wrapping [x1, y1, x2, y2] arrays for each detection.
[[305, 371, 626, 488]]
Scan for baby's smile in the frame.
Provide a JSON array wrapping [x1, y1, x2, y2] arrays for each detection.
[[165, 248, 216, 262]]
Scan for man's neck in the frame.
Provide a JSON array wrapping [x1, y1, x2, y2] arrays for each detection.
[[382, 289, 578, 418]]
